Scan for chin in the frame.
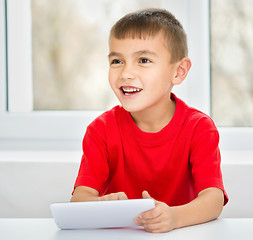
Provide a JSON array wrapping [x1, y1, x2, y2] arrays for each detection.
[[121, 104, 144, 113]]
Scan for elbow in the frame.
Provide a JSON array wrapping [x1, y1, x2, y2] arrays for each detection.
[[199, 187, 225, 221], [215, 194, 224, 219], [209, 188, 225, 220]]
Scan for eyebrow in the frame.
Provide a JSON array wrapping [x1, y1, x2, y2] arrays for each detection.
[[108, 50, 158, 58], [134, 50, 158, 57], [108, 52, 122, 58]]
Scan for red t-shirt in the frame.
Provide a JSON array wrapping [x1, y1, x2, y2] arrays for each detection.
[[74, 93, 228, 206]]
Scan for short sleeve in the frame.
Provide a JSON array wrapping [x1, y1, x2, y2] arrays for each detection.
[[73, 121, 109, 194], [190, 119, 228, 205]]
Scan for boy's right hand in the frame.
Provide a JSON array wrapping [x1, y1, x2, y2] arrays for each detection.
[[71, 186, 128, 202], [99, 192, 128, 201]]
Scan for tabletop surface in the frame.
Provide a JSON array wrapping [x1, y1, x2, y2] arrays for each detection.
[[0, 218, 252, 240]]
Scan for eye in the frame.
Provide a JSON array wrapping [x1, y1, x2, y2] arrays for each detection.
[[139, 58, 151, 64], [111, 59, 123, 65]]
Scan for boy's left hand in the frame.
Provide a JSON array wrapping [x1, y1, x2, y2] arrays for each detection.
[[134, 191, 176, 233]]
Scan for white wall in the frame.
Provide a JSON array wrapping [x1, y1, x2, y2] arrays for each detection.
[[0, 151, 80, 218], [0, 151, 252, 218]]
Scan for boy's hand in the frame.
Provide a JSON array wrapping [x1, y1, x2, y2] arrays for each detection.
[[71, 186, 128, 202], [134, 191, 176, 233], [99, 192, 128, 201]]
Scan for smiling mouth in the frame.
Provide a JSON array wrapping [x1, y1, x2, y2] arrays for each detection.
[[120, 86, 143, 96]]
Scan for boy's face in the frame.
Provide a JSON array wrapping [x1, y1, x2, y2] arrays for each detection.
[[108, 32, 179, 113]]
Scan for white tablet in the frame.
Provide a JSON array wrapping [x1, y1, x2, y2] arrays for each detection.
[[50, 199, 155, 230]]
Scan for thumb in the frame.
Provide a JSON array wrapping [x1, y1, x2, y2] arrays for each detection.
[[142, 190, 152, 199]]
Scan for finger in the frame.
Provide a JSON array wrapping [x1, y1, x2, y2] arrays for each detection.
[[99, 194, 110, 201], [144, 222, 173, 233], [135, 215, 161, 227], [143, 222, 163, 233], [100, 192, 128, 201], [117, 192, 128, 200], [136, 214, 171, 233], [142, 191, 160, 207], [139, 206, 162, 220], [142, 190, 152, 199], [140, 201, 164, 220], [134, 217, 142, 226], [139, 213, 163, 224], [100, 193, 114, 201]]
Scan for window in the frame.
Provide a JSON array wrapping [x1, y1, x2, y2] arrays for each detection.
[[0, 0, 252, 151], [31, 0, 120, 111], [210, 0, 253, 127], [210, 0, 253, 150]]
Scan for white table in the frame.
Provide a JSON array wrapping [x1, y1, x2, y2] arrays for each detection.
[[0, 218, 252, 240]]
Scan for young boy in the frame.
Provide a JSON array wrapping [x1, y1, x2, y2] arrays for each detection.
[[71, 8, 228, 233]]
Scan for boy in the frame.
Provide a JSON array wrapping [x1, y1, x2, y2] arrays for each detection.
[[71, 8, 228, 233]]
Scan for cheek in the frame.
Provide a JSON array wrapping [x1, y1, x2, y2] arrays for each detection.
[[109, 68, 123, 85], [108, 70, 116, 87]]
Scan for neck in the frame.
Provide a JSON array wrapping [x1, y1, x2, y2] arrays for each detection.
[[130, 95, 176, 133]]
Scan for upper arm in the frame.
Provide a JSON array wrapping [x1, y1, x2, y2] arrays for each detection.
[[189, 118, 228, 205], [73, 122, 109, 194]]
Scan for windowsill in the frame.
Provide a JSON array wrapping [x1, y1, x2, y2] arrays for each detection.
[[0, 150, 82, 163], [0, 150, 252, 164], [221, 150, 253, 164]]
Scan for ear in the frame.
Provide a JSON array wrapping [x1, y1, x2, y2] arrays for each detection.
[[172, 57, 192, 85]]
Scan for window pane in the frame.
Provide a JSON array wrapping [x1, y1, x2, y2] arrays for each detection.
[[32, 0, 162, 110], [211, 0, 253, 126]]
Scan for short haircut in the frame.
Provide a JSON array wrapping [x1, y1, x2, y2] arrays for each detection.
[[110, 8, 188, 63]]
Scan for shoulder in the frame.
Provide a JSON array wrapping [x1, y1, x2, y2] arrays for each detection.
[[188, 108, 220, 147], [173, 94, 219, 143], [187, 107, 217, 132], [183, 106, 220, 148], [174, 94, 217, 132], [174, 96, 220, 151], [87, 105, 123, 131], [83, 106, 124, 144]]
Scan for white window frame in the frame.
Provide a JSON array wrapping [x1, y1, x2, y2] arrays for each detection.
[[0, 0, 252, 151], [0, 0, 6, 113]]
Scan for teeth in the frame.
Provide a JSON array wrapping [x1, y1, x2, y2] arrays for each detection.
[[121, 87, 142, 93]]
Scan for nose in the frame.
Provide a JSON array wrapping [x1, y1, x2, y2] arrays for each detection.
[[120, 64, 135, 80]]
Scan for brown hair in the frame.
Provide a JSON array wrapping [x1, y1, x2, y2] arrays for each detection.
[[110, 8, 188, 63]]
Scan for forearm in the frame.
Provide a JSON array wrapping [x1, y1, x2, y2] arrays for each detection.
[[171, 187, 224, 229], [70, 186, 100, 202]]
